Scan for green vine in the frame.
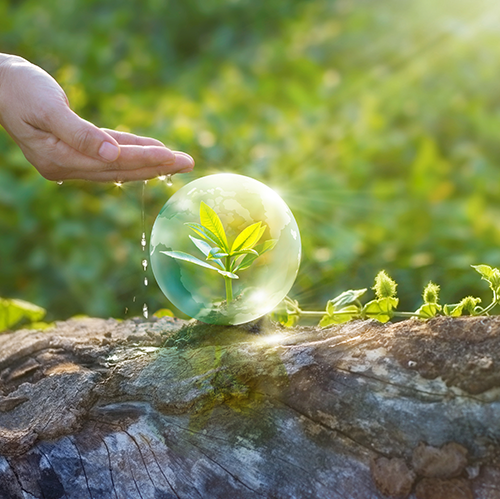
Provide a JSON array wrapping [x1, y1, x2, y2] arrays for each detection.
[[271, 264, 500, 327]]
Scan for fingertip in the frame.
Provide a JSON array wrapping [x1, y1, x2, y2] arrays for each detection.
[[173, 151, 195, 171]]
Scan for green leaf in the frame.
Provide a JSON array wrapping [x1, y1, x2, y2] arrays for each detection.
[[217, 269, 239, 279], [189, 236, 224, 269], [231, 222, 263, 254], [231, 248, 259, 257], [415, 303, 442, 319], [269, 298, 299, 327], [271, 310, 299, 327], [443, 297, 481, 317], [255, 239, 278, 255], [189, 236, 213, 257], [0, 298, 46, 332], [443, 303, 463, 317], [472, 264, 495, 280], [472, 264, 500, 292], [199, 201, 229, 251], [326, 289, 367, 314], [363, 297, 399, 323], [320, 305, 359, 327], [185, 222, 222, 248], [207, 247, 229, 259], [234, 255, 258, 272], [458, 296, 482, 315], [160, 251, 220, 272], [234, 239, 278, 272]]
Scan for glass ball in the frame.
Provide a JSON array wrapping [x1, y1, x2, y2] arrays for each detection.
[[150, 173, 301, 325]]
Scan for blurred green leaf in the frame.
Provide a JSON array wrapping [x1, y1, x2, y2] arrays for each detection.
[[0, 298, 46, 332], [153, 308, 174, 318]]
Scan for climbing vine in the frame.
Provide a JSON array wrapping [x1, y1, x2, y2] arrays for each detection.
[[271, 265, 500, 327]]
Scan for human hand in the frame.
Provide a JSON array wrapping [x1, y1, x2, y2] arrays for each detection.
[[0, 55, 194, 182]]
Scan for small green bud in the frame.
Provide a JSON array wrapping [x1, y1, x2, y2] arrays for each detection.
[[373, 270, 397, 299], [423, 282, 440, 304], [458, 296, 481, 315]]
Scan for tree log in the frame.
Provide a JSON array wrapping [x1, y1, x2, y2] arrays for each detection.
[[0, 315, 499, 498]]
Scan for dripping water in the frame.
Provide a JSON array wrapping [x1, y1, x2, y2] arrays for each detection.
[[56, 180, 63, 185], [141, 180, 149, 318], [158, 174, 173, 186]]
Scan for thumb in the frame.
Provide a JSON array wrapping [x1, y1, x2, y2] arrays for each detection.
[[48, 108, 120, 162]]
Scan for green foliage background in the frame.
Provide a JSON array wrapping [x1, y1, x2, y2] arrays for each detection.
[[1, 0, 500, 321]]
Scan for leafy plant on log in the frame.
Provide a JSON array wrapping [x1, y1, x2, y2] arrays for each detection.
[[272, 264, 500, 327]]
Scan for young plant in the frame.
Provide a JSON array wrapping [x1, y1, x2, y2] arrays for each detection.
[[161, 201, 276, 304]]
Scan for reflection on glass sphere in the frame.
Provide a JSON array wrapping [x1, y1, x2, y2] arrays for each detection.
[[150, 173, 301, 325]]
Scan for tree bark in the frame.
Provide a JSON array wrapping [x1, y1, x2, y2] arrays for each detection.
[[0, 315, 499, 498]]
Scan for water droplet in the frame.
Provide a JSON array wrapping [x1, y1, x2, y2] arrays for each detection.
[[115, 181, 123, 187], [144, 277, 148, 286], [142, 259, 148, 271], [143, 303, 149, 318], [141, 232, 147, 250], [158, 175, 166, 181], [144, 180, 148, 185], [133, 296, 136, 302], [124, 307, 128, 314], [56, 180, 63, 185], [166, 174, 173, 187]]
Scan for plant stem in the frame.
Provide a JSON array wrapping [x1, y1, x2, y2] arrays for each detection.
[[296, 309, 428, 319], [297, 310, 326, 316], [392, 311, 425, 319], [225, 277, 233, 304], [480, 291, 499, 315], [225, 256, 233, 304]]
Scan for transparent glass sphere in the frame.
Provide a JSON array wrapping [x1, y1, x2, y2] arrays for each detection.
[[150, 173, 301, 325]]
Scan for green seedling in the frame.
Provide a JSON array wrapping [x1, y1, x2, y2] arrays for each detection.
[[161, 201, 277, 304]]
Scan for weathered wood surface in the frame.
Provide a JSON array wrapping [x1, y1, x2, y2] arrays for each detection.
[[0, 315, 499, 498]]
